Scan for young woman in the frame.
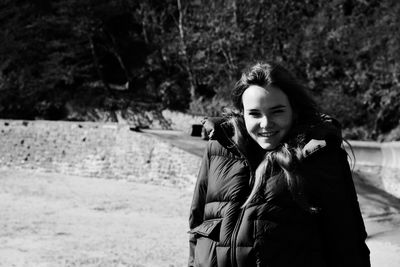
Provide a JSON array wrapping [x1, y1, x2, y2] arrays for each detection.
[[188, 62, 370, 267]]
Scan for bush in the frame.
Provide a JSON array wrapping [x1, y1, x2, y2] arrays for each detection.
[[159, 80, 190, 111], [342, 126, 372, 141], [314, 88, 368, 129], [188, 96, 231, 117], [378, 125, 400, 142]]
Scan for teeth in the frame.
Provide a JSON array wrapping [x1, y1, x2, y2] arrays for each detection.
[[259, 131, 277, 137]]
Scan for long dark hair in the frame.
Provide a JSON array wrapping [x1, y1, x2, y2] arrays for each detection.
[[228, 62, 321, 210]]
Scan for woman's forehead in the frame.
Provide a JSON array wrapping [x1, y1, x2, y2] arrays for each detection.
[[242, 85, 290, 109]]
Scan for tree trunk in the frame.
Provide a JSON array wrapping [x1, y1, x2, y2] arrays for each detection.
[[106, 31, 132, 91], [176, 0, 196, 101], [88, 36, 112, 94], [110, 48, 131, 89], [138, 3, 149, 44], [232, 0, 238, 27]]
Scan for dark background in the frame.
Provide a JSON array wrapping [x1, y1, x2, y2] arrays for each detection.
[[0, 0, 399, 141]]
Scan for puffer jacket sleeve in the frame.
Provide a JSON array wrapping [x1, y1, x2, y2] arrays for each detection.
[[302, 143, 370, 267], [188, 143, 210, 267]]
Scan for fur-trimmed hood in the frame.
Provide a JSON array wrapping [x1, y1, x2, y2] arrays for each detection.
[[201, 113, 343, 159]]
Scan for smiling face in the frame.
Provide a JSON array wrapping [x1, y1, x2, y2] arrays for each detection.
[[242, 85, 294, 150]]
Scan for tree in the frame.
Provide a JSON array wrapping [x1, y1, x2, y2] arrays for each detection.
[[1, 0, 399, 139]]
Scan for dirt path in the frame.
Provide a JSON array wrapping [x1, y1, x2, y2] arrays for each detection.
[[0, 169, 193, 267], [353, 170, 400, 267]]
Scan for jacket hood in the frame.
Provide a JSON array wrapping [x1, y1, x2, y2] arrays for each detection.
[[201, 113, 343, 152], [201, 116, 265, 170]]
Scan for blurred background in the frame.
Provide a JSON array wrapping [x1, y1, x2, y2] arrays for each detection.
[[1, 0, 399, 141]]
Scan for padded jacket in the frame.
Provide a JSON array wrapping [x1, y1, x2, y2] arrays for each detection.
[[188, 118, 370, 267]]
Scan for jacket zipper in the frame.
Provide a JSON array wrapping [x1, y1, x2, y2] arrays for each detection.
[[231, 208, 246, 267], [230, 159, 252, 267], [220, 126, 254, 267]]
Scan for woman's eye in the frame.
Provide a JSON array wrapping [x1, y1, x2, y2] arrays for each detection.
[[248, 112, 261, 117], [272, 109, 284, 114]]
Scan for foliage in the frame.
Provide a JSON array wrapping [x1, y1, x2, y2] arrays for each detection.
[[159, 80, 190, 110], [380, 125, 400, 142], [188, 96, 231, 117], [0, 0, 399, 140], [342, 126, 372, 141]]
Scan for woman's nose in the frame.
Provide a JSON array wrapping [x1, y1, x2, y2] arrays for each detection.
[[260, 116, 269, 128]]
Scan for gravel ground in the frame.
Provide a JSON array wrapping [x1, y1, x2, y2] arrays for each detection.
[[1, 168, 400, 267], [0, 169, 193, 267]]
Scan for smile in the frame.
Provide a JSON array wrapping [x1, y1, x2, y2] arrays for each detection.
[[258, 131, 278, 137]]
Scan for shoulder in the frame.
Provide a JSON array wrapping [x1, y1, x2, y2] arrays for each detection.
[[299, 140, 349, 179], [206, 140, 242, 159], [302, 139, 328, 158], [206, 140, 226, 154], [300, 114, 344, 159], [301, 137, 346, 163]]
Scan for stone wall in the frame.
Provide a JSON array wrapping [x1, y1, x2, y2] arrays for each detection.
[[0, 120, 201, 189], [1, 118, 400, 198], [345, 141, 400, 199]]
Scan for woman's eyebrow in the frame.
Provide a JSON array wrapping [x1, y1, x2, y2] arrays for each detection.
[[269, 105, 286, 110]]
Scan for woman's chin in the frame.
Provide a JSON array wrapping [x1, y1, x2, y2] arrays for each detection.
[[257, 141, 278, 151]]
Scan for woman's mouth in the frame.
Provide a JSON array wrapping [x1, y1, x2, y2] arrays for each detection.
[[258, 131, 278, 137]]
